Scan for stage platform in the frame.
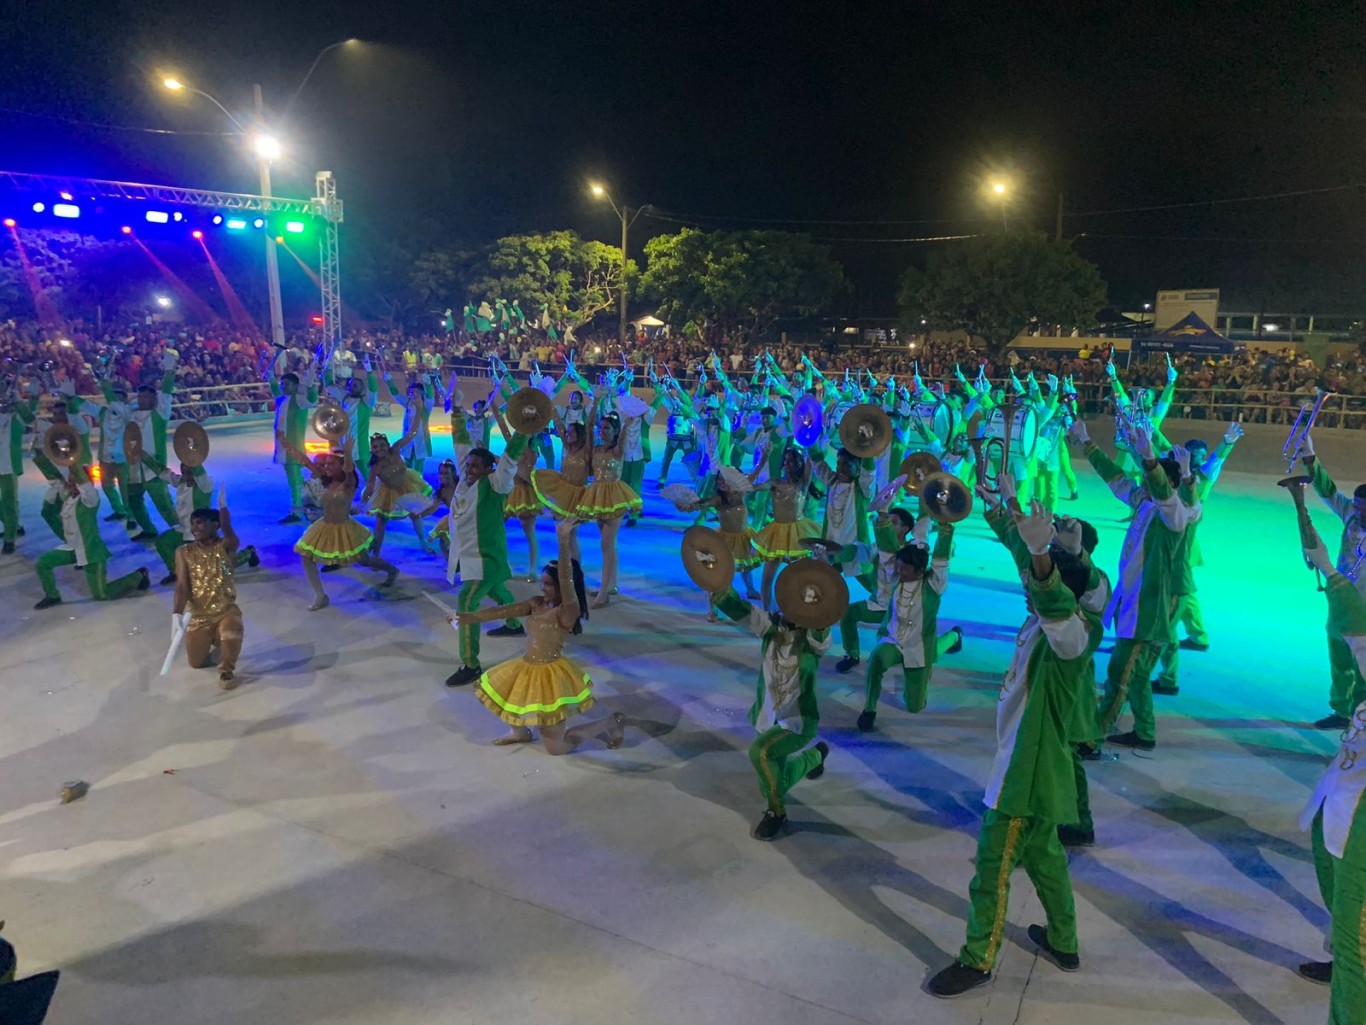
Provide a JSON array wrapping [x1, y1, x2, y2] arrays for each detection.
[[0, 415, 1351, 1024]]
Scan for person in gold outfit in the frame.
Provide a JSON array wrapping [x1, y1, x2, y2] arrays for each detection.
[[458, 519, 626, 752], [171, 486, 245, 689]]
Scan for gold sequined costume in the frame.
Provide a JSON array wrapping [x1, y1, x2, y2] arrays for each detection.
[[178, 538, 244, 673]]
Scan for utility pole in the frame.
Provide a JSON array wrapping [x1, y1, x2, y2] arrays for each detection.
[[254, 84, 286, 348], [619, 205, 629, 347]]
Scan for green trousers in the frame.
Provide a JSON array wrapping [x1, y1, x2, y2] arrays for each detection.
[[285, 461, 304, 515], [1034, 465, 1059, 517], [839, 600, 884, 658], [1156, 593, 1201, 688], [1071, 748, 1093, 833], [124, 482, 160, 535], [144, 477, 178, 531], [1328, 630, 1366, 719], [1058, 442, 1078, 493], [659, 436, 694, 481], [1099, 637, 1164, 743], [1312, 811, 1366, 1025], [863, 635, 959, 714], [99, 460, 130, 518], [0, 473, 17, 544], [622, 459, 645, 500], [456, 577, 520, 668], [36, 549, 142, 601], [750, 721, 822, 815], [960, 809, 1078, 971]]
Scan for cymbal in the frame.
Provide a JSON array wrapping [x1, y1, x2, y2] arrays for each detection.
[[919, 471, 973, 523], [311, 401, 349, 442], [172, 421, 210, 467], [838, 403, 892, 459], [44, 423, 82, 468], [681, 525, 736, 593], [774, 558, 849, 630], [792, 394, 823, 448], [898, 452, 943, 495], [122, 421, 144, 465], [505, 387, 555, 435]]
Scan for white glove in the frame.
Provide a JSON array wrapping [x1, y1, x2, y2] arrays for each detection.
[[1223, 421, 1244, 445], [975, 483, 1001, 511], [1132, 425, 1155, 461], [1167, 363, 1178, 384], [998, 471, 1018, 506], [57, 377, 76, 397], [1067, 420, 1090, 445], [162, 349, 179, 372], [1105, 358, 1116, 378], [1014, 499, 1056, 555], [911, 514, 932, 547], [1301, 432, 1315, 458], [217, 483, 228, 508], [1171, 443, 1192, 478], [1055, 517, 1083, 555]]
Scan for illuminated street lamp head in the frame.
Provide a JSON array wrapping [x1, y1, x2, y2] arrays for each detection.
[[991, 181, 1008, 195], [154, 295, 172, 309], [163, 77, 184, 91], [254, 134, 282, 160], [589, 183, 606, 197]]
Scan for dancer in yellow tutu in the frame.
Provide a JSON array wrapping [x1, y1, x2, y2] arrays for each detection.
[[535, 411, 641, 608], [428, 458, 459, 558], [278, 433, 398, 611], [665, 463, 762, 619], [362, 427, 437, 557], [495, 406, 544, 580], [458, 518, 625, 752], [752, 447, 819, 610], [533, 406, 594, 567]]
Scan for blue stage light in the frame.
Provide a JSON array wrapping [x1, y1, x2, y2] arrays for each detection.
[[53, 203, 80, 219], [172, 212, 184, 222], [212, 215, 224, 225], [145, 210, 170, 224], [31, 202, 44, 213], [252, 217, 265, 229]]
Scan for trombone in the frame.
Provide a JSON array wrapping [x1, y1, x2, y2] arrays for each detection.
[[1283, 388, 1331, 472]]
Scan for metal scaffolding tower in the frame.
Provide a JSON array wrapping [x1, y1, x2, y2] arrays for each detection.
[[314, 171, 343, 349]]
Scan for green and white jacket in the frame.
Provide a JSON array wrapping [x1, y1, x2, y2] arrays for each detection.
[[874, 523, 954, 669], [126, 367, 177, 485], [157, 464, 214, 541], [1301, 573, 1366, 866], [0, 396, 36, 476], [1307, 456, 1366, 603], [32, 415, 91, 480], [717, 590, 830, 736], [325, 366, 378, 467], [270, 364, 319, 466], [985, 567, 1104, 823], [52, 481, 109, 567], [1086, 443, 1200, 642], [446, 409, 526, 584]]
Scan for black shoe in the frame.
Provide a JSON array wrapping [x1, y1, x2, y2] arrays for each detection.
[[1027, 924, 1080, 971], [34, 596, 61, 610], [159, 573, 177, 586], [1057, 824, 1095, 848], [857, 709, 877, 733], [444, 665, 482, 688], [944, 625, 964, 655], [1178, 638, 1209, 652], [1315, 714, 1351, 731], [279, 513, 303, 525], [15, 526, 24, 537], [835, 654, 860, 674], [625, 517, 638, 528], [751, 811, 788, 841], [1065, 490, 1079, 501], [1151, 680, 1179, 696], [1076, 743, 1101, 762], [321, 564, 339, 573], [131, 531, 158, 542], [136, 567, 151, 591], [1, 542, 13, 555], [104, 512, 125, 522], [927, 962, 992, 998], [1107, 730, 1155, 751], [1297, 960, 1332, 985], [246, 545, 260, 568], [806, 741, 830, 780], [487, 624, 526, 638]]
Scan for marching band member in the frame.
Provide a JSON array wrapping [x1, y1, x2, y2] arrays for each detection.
[[32, 388, 91, 541], [752, 447, 820, 610], [33, 463, 149, 609], [67, 378, 149, 536], [124, 353, 183, 537], [1300, 433, 1366, 730], [383, 364, 438, 472], [152, 453, 258, 584], [459, 519, 626, 752], [324, 354, 379, 468], [928, 500, 1103, 998], [267, 352, 318, 525], [0, 381, 36, 554], [1069, 420, 1200, 750]]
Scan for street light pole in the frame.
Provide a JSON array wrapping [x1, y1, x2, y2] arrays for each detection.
[[254, 83, 286, 349], [618, 204, 629, 347]]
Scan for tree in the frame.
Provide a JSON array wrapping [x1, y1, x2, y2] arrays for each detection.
[[465, 230, 630, 329], [897, 230, 1107, 352], [640, 228, 847, 338]]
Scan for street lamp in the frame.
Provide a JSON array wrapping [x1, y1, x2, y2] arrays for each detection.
[[154, 295, 172, 309], [589, 182, 649, 347]]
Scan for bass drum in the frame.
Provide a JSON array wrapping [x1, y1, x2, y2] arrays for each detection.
[[984, 405, 1039, 462], [905, 398, 956, 450]]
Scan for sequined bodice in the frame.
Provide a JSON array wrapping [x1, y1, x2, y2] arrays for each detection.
[[183, 539, 236, 618], [718, 501, 749, 533], [523, 600, 572, 664], [771, 482, 801, 523], [592, 446, 622, 483], [561, 447, 590, 486], [375, 456, 408, 488], [321, 486, 355, 524]]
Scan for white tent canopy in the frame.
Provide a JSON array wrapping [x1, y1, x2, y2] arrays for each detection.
[[632, 314, 666, 328]]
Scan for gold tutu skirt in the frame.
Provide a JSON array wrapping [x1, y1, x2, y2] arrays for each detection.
[[370, 469, 433, 519], [753, 518, 819, 560], [295, 519, 373, 565], [476, 656, 595, 728], [578, 478, 642, 521], [720, 527, 761, 569], [531, 468, 585, 518], [505, 480, 543, 519]]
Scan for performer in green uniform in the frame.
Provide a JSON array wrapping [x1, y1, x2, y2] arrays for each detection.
[[1299, 433, 1366, 730], [1298, 522, 1366, 1020], [268, 352, 318, 524], [125, 352, 182, 536], [33, 464, 149, 609], [1069, 420, 1199, 750], [324, 354, 378, 469], [67, 377, 136, 528], [0, 383, 37, 553], [709, 585, 832, 841], [32, 391, 91, 541], [928, 499, 1103, 998]]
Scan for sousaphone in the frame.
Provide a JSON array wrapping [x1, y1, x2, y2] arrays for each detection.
[[681, 525, 735, 593], [122, 421, 144, 464], [44, 423, 82, 468], [838, 403, 893, 459], [774, 558, 849, 630], [792, 394, 823, 448], [898, 451, 944, 495], [919, 471, 973, 523], [505, 387, 555, 435], [172, 421, 210, 467], [311, 401, 349, 442]]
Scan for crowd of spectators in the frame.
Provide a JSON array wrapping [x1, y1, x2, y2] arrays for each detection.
[[4, 317, 1366, 427]]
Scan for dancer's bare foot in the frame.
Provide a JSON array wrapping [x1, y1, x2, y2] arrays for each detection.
[[383, 569, 399, 588], [219, 671, 239, 691], [493, 727, 533, 746], [591, 595, 611, 609], [606, 712, 626, 749], [308, 595, 330, 612], [706, 610, 719, 623]]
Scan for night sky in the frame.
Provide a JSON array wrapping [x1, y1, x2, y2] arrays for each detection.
[[5, 0, 1366, 316]]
